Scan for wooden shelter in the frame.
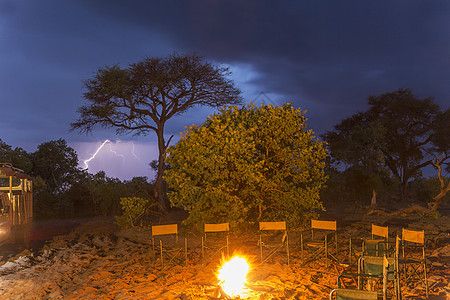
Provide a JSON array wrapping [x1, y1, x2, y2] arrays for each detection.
[[0, 163, 33, 226]]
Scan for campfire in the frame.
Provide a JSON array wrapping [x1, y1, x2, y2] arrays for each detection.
[[216, 255, 250, 299]]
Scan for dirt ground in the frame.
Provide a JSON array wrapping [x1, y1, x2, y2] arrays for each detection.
[[0, 207, 449, 300]]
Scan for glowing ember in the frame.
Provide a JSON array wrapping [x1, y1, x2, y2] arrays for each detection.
[[217, 255, 250, 298]]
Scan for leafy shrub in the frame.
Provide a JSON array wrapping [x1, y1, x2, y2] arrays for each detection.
[[165, 103, 328, 229], [115, 197, 150, 228]]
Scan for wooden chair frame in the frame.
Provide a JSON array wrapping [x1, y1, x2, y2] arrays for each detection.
[[152, 224, 187, 270], [259, 221, 289, 265]]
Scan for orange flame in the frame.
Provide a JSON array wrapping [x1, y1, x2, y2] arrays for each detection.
[[217, 255, 250, 298]]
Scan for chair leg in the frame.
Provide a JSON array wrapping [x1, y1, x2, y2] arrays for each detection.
[[286, 234, 290, 265], [301, 234, 304, 264], [349, 238, 352, 265], [160, 240, 163, 268], [226, 235, 229, 258], [259, 234, 263, 264], [201, 236, 205, 262], [185, 237, 187, 266]]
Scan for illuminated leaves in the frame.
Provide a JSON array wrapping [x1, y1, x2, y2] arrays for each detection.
[[165, 103, 328, 228]]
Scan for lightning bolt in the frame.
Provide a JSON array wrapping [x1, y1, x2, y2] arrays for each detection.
[[108, 143, 125, 158], [83, 139, 125, 169], [82, 139, 140, 170], [131, 142, 140, 160]]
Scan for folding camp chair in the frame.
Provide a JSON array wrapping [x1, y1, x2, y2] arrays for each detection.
[[400, 228, 428, 297], [201, 222, 230, 265], [152, 224, 187, 270], [348, 224, 390, 265], [330, 255, 391, 300], [259, 221, 289, 264], [357, 236, 402, 300], [301, 220, 338, 267]]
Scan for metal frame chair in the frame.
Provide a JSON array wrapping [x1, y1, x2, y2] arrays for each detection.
[[330, 260, 390, 300], [356, 236, 402, 300], [348, 224, 390, 265], [259, 221, 289, 264], [301, 220, 338, 267], [151, 224, 187, 270], [201, 222, 230, 265], [400, 228, 428, 297]]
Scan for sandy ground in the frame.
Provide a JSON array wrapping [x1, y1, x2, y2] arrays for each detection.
[[0, 208, 449, 300]]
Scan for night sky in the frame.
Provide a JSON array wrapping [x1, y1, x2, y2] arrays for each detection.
[[1, 1, 449, 180]]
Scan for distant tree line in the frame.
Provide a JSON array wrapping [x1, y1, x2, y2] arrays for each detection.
[[321, 88, 449, 210], [0, 138, 156, 220]]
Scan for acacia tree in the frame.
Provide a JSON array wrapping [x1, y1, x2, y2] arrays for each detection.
[[164, 103, 328, 229], [324, 89, 448, 202], [71, 53, 242, 214]]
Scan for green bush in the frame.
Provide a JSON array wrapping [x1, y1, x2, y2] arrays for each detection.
[[165, 103, 328, 229], [115, 197, 150, 228]]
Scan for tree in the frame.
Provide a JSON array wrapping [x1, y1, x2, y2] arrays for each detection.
[[324, 89, 448, 201], [32, 139, 80, 194], [0, 139, 32, 173], [429, 154, 450, 212], [164, 103, 328, 229], [71, 53, 242, 214]]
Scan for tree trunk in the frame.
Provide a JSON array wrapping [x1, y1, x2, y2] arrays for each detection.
[[399, 180, 408, 202], [154, 125, 168, 215], [430, 154, 450, 212]]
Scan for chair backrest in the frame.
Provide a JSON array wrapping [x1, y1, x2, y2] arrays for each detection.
[[311, 220, 336, 231], [205, 222, 229, 233], [402, 228, 424, 245], [362, 256, 395, 278], [330, 288, 378, 300], [152, 224, 178, 236], [372, 224, 388, 240], [259, 221, 286, 231]]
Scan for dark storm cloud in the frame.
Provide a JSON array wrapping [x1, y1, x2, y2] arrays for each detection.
[[1, 0, 448, 178], [78, 0, 450, 133]]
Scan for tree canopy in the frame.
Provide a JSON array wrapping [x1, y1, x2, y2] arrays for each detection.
[[323, 88, 448, 202], [31, 139, 80, 194], [165, 103, 328, 229], [0, 138, 32, 173], [71, 53, 242, 214]]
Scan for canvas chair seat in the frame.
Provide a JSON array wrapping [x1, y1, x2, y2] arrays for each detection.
[[330, 288, 378, 300], [361, 256, 396, 281], [332, 249, 400, 300]]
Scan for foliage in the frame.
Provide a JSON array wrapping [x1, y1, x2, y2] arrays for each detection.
[[321, 164, 396, 206], [71, 53, 243, 214], [165, 103, 328, 229], [115, 197, 152, 228], [31, 139, 80, 194], [323, 89, 448, 201], [0, 139, 32, 173]]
